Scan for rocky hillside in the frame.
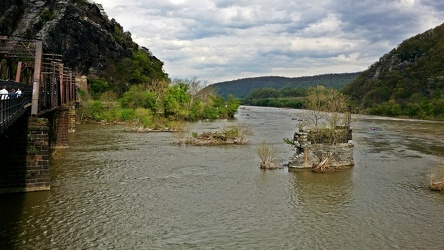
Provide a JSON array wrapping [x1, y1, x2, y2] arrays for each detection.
[[343, 23, 444, 119], [0, 0, 167, 82]]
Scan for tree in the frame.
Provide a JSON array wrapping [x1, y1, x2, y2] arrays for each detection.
[[164, 83, 191, 120], [303, 85, 328, 128], [302, 85, 350, 146], [325, 88, 349, 130]]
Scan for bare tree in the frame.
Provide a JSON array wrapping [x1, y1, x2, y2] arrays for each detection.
[[303, 85, 328, 128]]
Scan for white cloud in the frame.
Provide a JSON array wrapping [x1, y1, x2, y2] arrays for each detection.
[[93, 0, 444, 83]]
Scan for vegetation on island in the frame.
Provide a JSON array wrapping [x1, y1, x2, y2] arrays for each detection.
[[256, 141, 281, 170], [285, 86, 352, 172], [180, 125, 252, 146]]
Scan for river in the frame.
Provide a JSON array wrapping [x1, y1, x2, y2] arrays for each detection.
[[1, 106, 444, 249]]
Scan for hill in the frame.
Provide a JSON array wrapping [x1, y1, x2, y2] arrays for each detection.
[[0, 0, 168, 94], [208, 73, 360, 99], [343, 23, 444, 120]]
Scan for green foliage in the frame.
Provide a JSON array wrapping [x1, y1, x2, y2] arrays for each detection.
[[225, 94, 240, 118], [120, 85, 157, 111], [93, 47, 168, 97], [343, 23, 444, 120], [120, 108, 136, 121], [134, 108, 153, 128], [80, 77, 241, 126], [242, 87, 305, 108], [164, 83, 191, 119], [89, 78, 110, 99], [209, 73, 359, 99], [81, 100, 105, 121], [99, 91, 119, 103]]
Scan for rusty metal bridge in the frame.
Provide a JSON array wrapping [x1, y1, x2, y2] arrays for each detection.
[[0, 35, 76, 133]]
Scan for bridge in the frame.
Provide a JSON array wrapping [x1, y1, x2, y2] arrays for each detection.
[[0, 35, 77, 193]]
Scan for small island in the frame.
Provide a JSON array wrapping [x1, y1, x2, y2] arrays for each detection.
[[181, 125, 252, 146]]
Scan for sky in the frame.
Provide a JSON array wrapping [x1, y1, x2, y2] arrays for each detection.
[[92, 0, 444, 84]]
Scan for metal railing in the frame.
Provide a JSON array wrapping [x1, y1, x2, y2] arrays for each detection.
[[0, 81, 33, 133]]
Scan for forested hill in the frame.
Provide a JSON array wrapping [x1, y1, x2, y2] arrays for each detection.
[[209, 73, 360, 99], [343, 22, 444, 120], [0, 0, 168, 94]]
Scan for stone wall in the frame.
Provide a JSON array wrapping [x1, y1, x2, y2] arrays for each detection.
[[288, 129, 354, 171]]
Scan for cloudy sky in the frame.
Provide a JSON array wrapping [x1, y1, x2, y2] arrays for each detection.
[[93, 0, 444, 83]]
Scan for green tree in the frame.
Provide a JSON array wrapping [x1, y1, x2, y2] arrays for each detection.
[[164, 83, 191, 120]]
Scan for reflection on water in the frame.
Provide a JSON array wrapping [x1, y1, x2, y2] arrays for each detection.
[[1, 107, 444, 249]]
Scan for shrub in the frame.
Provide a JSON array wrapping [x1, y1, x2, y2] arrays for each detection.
[[256, 141, 281, 170], [135, 108, 153, 128], [80, 100, 105, 122], [428, 164, 444, 191], [120, 108, 136, 121]]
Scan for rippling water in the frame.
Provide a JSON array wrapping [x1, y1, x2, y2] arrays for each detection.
[[1, 106, 444, 249]]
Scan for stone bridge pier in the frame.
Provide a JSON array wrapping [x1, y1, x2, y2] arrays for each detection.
[[0, 104, 76, 193]]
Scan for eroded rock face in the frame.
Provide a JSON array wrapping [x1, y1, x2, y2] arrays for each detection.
[[0, 0, 156, 77], [0, 0, 25, 34]]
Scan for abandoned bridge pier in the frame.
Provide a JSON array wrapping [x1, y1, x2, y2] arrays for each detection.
[[0, 35, 77, 193]]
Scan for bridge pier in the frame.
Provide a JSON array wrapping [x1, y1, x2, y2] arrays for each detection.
[[25, 117, 51, 191], [52, 106, 70, 150], [0, 105, 76, 193]]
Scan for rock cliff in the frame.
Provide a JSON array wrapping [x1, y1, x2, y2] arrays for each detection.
[[0, 0, 165, 79], [342, 23, 444, 119]]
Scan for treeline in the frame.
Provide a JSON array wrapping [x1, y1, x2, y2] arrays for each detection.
[[80, 78, 239, 129], [209, 73, 360, 99], [343, 22, 444, 120], [242, 87, 305, 108]]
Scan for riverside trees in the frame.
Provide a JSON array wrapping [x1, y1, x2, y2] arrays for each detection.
[[80, 77, 240, 129]]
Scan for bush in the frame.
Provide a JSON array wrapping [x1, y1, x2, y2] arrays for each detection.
[[80, 100, 105, 122], [120, 108, 136, 121], [428, 164, 444, 191], [256, 141, 281, 169], [135, 108, 153, 128]]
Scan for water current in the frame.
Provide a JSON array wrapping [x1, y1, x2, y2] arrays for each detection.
[[1, 106, 444, 249]]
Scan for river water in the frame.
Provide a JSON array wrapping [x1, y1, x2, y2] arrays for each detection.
[[1, 106, 444, 249]]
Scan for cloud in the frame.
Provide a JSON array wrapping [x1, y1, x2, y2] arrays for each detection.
[[93, 0, 444, 83]]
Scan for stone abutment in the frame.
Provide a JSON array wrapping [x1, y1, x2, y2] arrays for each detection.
[[0, 105, 76, 193]]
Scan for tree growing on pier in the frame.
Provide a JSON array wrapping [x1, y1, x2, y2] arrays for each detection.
[[300, 85, 351, 172]]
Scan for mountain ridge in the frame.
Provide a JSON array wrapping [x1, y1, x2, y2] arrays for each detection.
[[209, 72, 360, 99]]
